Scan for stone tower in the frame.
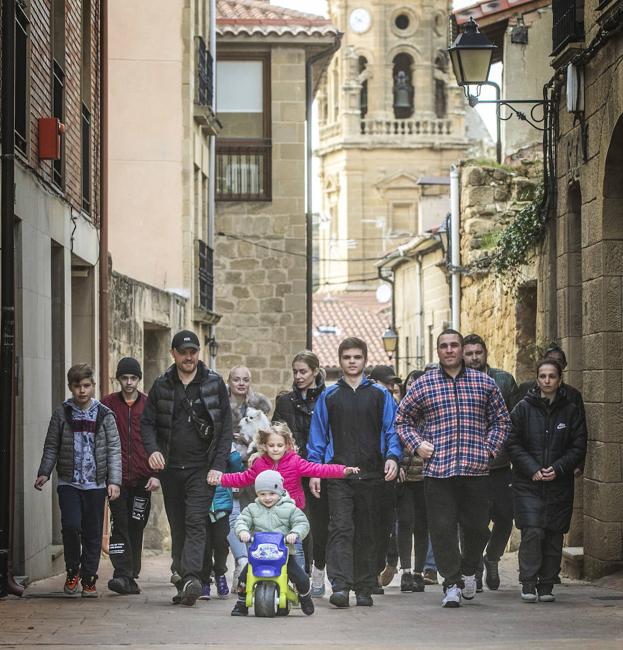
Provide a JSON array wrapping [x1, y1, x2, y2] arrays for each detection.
[[316, 0, 471, 289]]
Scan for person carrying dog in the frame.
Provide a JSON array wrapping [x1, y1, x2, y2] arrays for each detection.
[[141, 330, 233, 606]]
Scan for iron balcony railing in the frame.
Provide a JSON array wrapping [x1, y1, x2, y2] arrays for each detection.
[[197, 240, 214, 312], [216, 140, 272, 202], [552, 0, 585, 55], [195, 36, 213, 107]]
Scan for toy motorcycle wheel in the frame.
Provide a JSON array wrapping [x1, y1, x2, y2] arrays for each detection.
[[254, 582, 279, 618]]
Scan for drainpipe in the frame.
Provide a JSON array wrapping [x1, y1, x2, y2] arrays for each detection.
[[416, 254, 425, 367], [305, 33, 342, 349], [450, 164, 461, 331], [0, 0, 19, 598], [99, 0, 109, 395]]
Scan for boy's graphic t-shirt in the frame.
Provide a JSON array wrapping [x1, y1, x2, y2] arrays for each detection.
[[58, 398, 106, 490]]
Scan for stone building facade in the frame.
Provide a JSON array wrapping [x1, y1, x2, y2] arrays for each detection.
[[214, 2, 340, 398], [532, 0, 623, 578], [10, 0, 103, 580], [315, 0, 474, 290]]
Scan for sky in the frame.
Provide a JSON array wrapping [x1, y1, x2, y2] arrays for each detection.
[[272, 0, 500, 139]]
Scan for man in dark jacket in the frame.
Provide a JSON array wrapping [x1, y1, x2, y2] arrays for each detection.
[[141, 330, 233, 606], [308, 337, 401, 608], [102, 357, 160, 596], [463, 334, 520, 591]]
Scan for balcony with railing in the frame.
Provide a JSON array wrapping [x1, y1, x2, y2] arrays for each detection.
[[193, 35, 219, 133], [552, 0, 584, 56], [361, 117, 453, 137], [216, 140, 272, 202]]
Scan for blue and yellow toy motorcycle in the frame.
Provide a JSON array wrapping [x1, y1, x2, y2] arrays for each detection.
[[245, 532, 298, 617]]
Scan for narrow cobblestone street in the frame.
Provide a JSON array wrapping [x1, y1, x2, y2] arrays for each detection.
[[1, 553, 622, 649]]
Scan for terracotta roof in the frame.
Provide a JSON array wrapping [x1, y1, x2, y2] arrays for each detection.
[[217, 0, 338, 37], [313, 293, 390, 369]]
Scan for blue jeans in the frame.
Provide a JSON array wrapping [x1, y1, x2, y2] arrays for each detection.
[[424, 535, 437, 572], [293, 539, 306, 571], [227, 498, 248, 563]]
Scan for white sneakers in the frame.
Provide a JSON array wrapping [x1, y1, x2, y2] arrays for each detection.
[[441, 575, 477, 608], [441, 584, 462, 607], [311, 566, 326, 597], [461, 574, 477, 600]]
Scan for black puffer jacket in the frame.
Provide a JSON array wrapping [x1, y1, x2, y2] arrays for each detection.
[[272, 375, 325, 458], [507, 386, 586, 533], [141, 361, 233, 472]]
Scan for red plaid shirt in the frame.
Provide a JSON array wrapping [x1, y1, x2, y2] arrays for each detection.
[[395, 366, 511, 478]]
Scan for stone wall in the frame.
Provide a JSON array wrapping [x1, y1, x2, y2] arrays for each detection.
[[214, 46, 308, 401], [536, 13, 623, 578], [108, 269, 188, 551], [459, 162, 540, 381]]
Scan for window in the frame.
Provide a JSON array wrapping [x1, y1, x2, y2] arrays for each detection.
[[358, 56, 368, 119], [195, 35, 213, 107], [81, 105, 90, 212], [392, 53, 414, 119], [552, 0, 584, 54], [52, 0, 66, 189], [216, 53, 271, 201], [197, 240, 214, 312], [15, 4, 29, 155]]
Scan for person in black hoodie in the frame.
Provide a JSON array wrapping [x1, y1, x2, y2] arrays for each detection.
[[272, 350, 327, 594], [141, 330, 233, 607], [507, 358, 586, 603]]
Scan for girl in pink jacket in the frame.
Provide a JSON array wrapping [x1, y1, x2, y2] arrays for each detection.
[[214, 422, 359, 510]]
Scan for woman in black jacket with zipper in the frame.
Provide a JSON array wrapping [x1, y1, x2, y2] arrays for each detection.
[[272, 350, 327, 595], [507, 358, 586, 603]]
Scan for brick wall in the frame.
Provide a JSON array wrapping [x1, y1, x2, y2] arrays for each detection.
[[22, 0, 101, 223]]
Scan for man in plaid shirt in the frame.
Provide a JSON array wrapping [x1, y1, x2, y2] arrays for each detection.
[[395, 329, 511, 608]]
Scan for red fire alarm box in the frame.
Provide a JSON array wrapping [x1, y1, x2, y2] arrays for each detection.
[[38, 117, 64, 160]]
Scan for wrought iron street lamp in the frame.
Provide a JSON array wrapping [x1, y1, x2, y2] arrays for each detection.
[[448, 17, 551, 163], [382, 326, 399, 360]]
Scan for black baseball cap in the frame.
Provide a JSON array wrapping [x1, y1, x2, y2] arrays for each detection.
[[369, 365, 402, 385], [171, 329, 200, 351]]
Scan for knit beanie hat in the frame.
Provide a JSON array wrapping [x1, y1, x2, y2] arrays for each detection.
[[255, 470, 284, 496], [116, 357, 142, 380]]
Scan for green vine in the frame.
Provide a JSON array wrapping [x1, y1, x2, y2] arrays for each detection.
[[473, 183, 546, 283]]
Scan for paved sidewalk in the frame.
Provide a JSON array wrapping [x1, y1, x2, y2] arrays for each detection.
[[1, 552, 622, 649]]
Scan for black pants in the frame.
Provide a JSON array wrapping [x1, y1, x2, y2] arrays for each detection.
[[200, 515, 230, 582], [326, 478, 381, 595], [375, 481, 397, 574], [238, 555, 310, 595], [484, 466, 514, 562], [57, 485, 107, 578], [424, 476, 490, 588], [305, 479, 330, 571], [518, 527, 564, 585], [160, 466, 214, 581], [108, 483, 152, 579], [397, 481, 428, 572]]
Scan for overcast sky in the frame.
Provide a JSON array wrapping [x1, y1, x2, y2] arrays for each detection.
[[273, 0, 499, 139]]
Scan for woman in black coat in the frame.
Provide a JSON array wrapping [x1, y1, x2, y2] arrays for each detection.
[[272, 350, 327, 594], [507, 358, 586, 603]]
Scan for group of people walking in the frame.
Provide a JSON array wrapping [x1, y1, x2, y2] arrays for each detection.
[[34, 326, 587, 614]]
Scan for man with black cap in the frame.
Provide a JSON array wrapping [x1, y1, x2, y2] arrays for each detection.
[[101, 357, 160, 595], [141, 330, 233, 606], [370, 365, 402, 403]]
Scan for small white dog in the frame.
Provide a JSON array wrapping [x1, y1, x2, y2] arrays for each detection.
[[235, 407, 270, 461]]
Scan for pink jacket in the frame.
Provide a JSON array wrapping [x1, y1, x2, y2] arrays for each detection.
[[220, 450, 346, 509]]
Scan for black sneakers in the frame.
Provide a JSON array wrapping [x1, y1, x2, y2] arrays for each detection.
[[400, 572, 414, 592], [180, 577, 202, 606], [299, 591, 315, 615], [355, 593, 373, 607], [329, 590, 350, 608], [231, 600, 249, 616], [521, 583, 538, 603], [412, 572, 425, 592], [483, 556, 500, 590], [107, 576, 131, 595]]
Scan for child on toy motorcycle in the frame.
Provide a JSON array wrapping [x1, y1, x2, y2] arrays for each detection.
[[231, 469, 314, 616]]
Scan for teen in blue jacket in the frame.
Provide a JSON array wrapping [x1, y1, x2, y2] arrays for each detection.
[[307, 337, 401, 608]]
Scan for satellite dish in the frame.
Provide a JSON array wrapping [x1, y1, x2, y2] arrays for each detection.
[[376, 284, 392, 304]]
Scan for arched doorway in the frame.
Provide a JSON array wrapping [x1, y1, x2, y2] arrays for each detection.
[[392, 53, 414, 119]]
